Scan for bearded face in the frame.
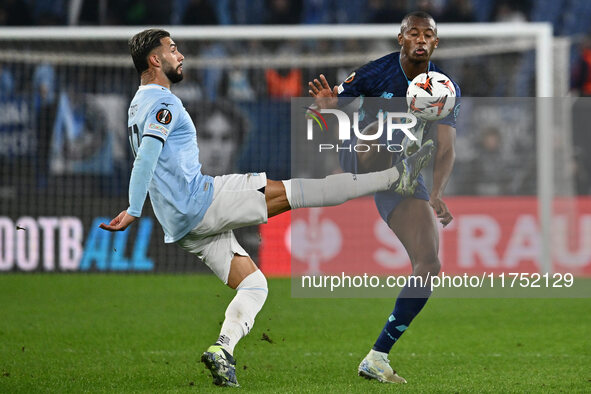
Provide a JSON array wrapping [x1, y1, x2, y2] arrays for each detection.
[[162, 57, 184, 83]]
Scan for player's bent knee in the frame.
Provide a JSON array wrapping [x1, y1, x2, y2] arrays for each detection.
[[240, 269, 268, 295], [227, 254, 258, 289]]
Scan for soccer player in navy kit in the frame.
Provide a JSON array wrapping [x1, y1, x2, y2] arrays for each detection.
[[100, 29, 435, 387], [309, 11, 460, 383]]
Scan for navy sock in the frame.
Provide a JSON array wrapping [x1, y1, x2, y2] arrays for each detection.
[[372, 283, 432, 353]]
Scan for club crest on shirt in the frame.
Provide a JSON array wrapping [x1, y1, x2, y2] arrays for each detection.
[[156, 108, 172, 125]]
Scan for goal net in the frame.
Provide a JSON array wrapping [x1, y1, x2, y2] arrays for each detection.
[[0, 24, 586, 279]]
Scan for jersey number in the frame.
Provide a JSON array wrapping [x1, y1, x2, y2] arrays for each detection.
[[128, 124, 140, 158]]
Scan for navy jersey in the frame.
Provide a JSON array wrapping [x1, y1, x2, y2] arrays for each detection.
[[337, 51, 461, 222], [339, 51, 459, 128], [337, 51, 460, 172]]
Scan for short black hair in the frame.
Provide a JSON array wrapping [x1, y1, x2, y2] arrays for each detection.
[[128, 29, 170, 75], [400, 11, 437, 34]]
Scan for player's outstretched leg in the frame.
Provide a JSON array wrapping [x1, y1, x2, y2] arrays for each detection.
[[279, 140, 435, 212]]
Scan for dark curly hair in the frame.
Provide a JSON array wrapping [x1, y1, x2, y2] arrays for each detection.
[[128, 29, 170, 75]]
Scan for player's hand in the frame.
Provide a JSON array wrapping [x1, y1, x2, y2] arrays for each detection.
[[99, 210, 137, 232], [308, 74, 339, 109], [429, 194, 453, 227]]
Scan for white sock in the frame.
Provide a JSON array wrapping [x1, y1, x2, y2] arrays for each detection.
[[217, 270, 268, 355], [282, 167, 400, 209]]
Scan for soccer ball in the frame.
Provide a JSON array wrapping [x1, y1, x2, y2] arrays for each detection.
[[406, 71, 456, 121]]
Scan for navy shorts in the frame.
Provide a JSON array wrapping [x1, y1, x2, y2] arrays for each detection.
[[374, 173, 429, 223]]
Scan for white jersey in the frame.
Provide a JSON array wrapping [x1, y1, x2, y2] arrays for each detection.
[[128, 84, 213, 243]]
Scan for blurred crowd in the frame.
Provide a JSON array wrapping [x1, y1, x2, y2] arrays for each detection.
[[0, 0, 538, 26], [2, 0, 591, 197], [3, 0, 591, 98]]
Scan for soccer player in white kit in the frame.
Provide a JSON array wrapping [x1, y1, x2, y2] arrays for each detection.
[[100, 29, 434, 388]]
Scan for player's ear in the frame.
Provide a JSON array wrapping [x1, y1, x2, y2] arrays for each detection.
[[434, 37, 439, 48], [148, 52, 160, 68], [397, 32, 403, 46]]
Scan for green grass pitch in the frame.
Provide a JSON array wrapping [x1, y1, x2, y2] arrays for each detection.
[[0, 274, 589, 393]]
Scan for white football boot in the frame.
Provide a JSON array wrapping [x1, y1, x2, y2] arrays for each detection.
[[358, 349, 407, 384]]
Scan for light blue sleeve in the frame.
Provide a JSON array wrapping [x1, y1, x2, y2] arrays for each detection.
[[126, 136, 163, 217], [143, 102, 178, 142]]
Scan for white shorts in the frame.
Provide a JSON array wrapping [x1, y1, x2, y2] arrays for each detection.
[[177, 173, 268, 283]]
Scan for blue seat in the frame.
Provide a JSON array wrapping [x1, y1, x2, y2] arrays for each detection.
[[470, 0, 495, 22], [560, 1, 591, 35], [530, 0, 564, 32]]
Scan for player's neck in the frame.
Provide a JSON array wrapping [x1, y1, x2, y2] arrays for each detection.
[[399, 53, 429, 81], [140, 69, 171, 90]]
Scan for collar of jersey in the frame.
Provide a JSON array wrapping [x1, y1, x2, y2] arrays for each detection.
[[138, 84, 170, 92], [398, 53, 432, 85]]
